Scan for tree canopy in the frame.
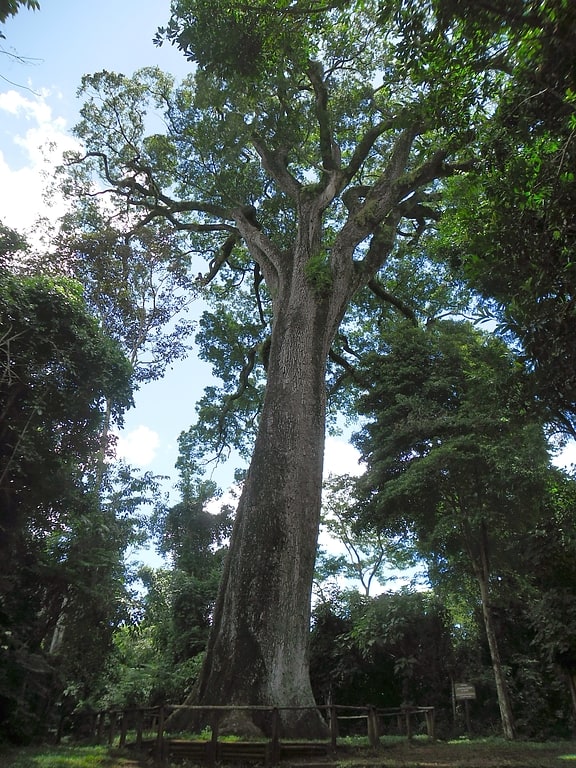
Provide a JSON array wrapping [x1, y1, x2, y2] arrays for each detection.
[[0, 228, 138, 740], [0, 0, 38, 26], [1, 0, 573, 744], [434, 0, 576, 433], [51, 0, 576, 737]]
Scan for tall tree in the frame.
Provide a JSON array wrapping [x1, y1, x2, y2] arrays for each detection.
[[60, 1, 523, 734], [317, 473, 415, 597], [435, 0, 576, 434], [353, 320, 552, 738], [0, 237, 135, 740]]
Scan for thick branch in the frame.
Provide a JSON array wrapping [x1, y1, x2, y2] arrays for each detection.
[[232, 206, 284, 297], [307, 60, 341, 174], [69, 151, 233, 225], [367, 278, 417, 325], [197, 232, 240, 286], [343, 117, 398, 185], [251, 136, 302, 199], [327, 351, 357, 397], [327, 335, 368, 396]]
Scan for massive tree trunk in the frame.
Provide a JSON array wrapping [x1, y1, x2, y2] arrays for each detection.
[[169, 225, 349, 736], [164, 96, 441, 736]]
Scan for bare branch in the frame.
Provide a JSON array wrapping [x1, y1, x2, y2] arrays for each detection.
[[343, 117, 398, 184]]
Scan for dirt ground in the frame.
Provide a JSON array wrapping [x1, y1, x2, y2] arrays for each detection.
[[331, 739, 575, 768]]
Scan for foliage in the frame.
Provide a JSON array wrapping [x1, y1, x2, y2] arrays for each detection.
[[354, 320, 550, 558], [310, 589, 453, 711], [435, 0, 576, 434], [48, 203, 199, 386], [317, 473, 416, 597], [0, 0, 38, 26], [0, 264, 133, 562], [154, 479, 233, 661], [0, 234, 143, 741], [99, 479, 233, 709]]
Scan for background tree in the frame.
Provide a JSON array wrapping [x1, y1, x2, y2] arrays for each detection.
[[51, 204, 198, 387], [309, 588, 453, 718], [98, 476, 233, 710], [0, 229, 136, 741], [60, 1, 510, 733], [435, 0, 576, 434], [154, 478, 233, 667], [317, 473, 416, 598], [353, 320, 552, 738]]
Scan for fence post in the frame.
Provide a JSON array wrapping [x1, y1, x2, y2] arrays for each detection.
[[329, 705, 338, 751], [155, 706, 165, 763], [267, 707, 280, 766], [404, 708, 412, 741], [425, 708, 435, 741], [119, 709, 128, 748], [367, 707, 380, 747], [207, 713, 219, 768]]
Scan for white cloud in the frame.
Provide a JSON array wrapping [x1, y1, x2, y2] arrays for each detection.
[[116, 425, 160, 467], [323, 436, 364, 478], [0, 88, 53, 122], [0, 89, 81, 235]]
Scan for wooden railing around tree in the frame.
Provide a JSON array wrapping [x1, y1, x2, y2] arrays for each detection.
[[66, 703, 435, 765]]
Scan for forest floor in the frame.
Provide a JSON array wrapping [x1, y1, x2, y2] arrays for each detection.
[[331, 737, 575, 767], [0, 738, 574, 768]]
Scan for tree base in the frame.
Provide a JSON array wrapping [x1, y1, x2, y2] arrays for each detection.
[[165, 702, 329, 739]]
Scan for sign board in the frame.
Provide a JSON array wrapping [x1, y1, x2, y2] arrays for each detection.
[[454, 683, 476, 700]]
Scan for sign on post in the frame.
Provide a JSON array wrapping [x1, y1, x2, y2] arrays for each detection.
[[454, 683, 476, 701]]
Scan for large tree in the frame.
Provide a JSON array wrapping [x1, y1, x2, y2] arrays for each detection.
[[60, 0, 523, 735], [0, 234, 135, 740], [353, 320, 552, 738], [434, 0, 576, 434]]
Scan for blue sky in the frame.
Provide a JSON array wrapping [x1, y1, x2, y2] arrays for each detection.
[[0, 2, 366, 570], [0, 2, 222, 488]]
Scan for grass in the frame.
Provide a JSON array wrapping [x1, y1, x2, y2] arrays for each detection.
[[1, 735, 575, 768], [0, 743, 143, 768]]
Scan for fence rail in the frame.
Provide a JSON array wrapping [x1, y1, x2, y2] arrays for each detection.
[[66, 702, 435, 765]]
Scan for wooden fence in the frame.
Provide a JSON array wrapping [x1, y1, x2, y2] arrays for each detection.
[[68, 703, 435, 764]]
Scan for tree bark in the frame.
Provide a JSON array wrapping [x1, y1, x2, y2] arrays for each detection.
[[473, 540, 516, 740], [163, 89, 436, 737], [170, 263, 340, 737]]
